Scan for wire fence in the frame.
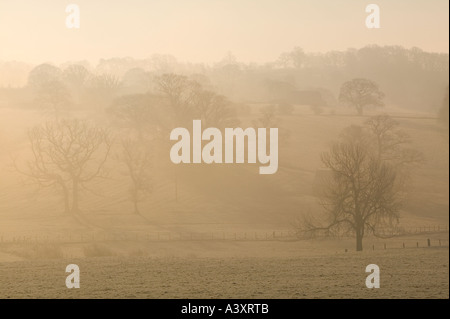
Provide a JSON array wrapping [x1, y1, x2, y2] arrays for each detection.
[[0, 224, 448, 245]]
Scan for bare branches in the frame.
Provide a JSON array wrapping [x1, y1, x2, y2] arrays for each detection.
[[365, 114, 425, 167], [116, 137, 153, 215], [338, 78, 385, 115], [16, 118, 112, 214], [300, 115, 420, 251]]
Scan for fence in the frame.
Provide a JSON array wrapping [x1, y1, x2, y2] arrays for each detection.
[[0, 230, 296, 244], [0, 224, 448, 245]]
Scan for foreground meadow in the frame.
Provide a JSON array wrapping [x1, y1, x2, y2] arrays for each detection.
[[0, 243, 447, 299]]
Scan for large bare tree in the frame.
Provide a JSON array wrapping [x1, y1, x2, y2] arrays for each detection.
[[117, 138, 153, 215], [303, 124, 405, 251], [364, 115, 424, 166], [339, 78, 385, 115], [16, 119, 112, 215], [155, 73, 195, 125]]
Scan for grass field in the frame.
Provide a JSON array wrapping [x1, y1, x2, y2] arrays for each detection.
[[0, 105, 448, 299], [0, 232, 448, 299], [0, 245, 447, 299]]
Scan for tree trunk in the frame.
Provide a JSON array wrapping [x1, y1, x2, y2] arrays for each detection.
[[71, 178, 79, 213], [57, 178, 70, 214], [62, 184, 70, 214], [356, 232, 363, 251]]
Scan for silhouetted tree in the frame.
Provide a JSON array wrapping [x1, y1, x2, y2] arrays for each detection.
[[338, 78, 385, 115], [190, 87, 239, 128], [277, 47, 306, 68], [16, 119, 112, 215], [364, 115, 424, 166], [117, 138, 152, 215], [303, 127, 402, 251], [254, 105, 278, 128], [34, 80, 71, 119], [27, 64, 62, 89], [86, 74, 122, 108], [63, 64, 90, 89], [155, 73, 194, 125]]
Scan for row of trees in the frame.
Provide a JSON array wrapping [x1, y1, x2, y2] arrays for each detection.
[[25, 63, 389, 117], [26, 63, 449, 120], [2, 44, 447, 114], [13, 72, 249, 217]]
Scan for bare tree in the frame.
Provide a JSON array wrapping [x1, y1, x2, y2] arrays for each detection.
[[86, 74, 122, 108], [63, 64, 90, 104], [117, 138, 152, 215], [364, 115, 424, 166], [277, 47, 306, 68], [339, 78, 385, 115], [190, 87, 239, 128], [303, 127, 403, 251], [16, 119, 112, 215], [254, 105, 278, 128], [107, 94, 162, 140], [63, 64, 90, 89], [155, 73, 194, 125], [34, 80, 72, 119], [253, 104, 291, 143]]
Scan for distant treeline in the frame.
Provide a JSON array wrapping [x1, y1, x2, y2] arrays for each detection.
[[0, 45, 448, 112]]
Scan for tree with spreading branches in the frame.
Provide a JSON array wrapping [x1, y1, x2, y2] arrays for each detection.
[[15, 119, 112, 215], [117, 138, 153, 215], [300, 115, 423, 251], [339, 78, 385, 115]]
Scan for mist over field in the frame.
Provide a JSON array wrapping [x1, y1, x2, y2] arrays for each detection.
[[0, 0, 448, 299]]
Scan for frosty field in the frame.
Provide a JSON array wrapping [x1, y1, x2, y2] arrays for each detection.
[[0, 242, 447, 299]]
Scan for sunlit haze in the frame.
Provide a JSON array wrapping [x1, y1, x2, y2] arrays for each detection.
[[0, 0, 448, 64]]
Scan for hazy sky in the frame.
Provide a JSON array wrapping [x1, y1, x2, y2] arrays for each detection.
[[0, 0, 448, 65]]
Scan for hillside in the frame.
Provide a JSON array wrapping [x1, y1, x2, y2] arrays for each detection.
[[0, 105, 448, 241]]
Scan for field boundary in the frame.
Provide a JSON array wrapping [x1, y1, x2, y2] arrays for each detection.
[[0, 224, 448, 245]]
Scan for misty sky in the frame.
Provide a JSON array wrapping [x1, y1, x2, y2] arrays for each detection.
[[0, 0, 448, 65]]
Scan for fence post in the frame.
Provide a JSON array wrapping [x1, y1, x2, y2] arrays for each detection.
[[403, 243, 405, 248], [427, 238, 431, 247], [416, 242, 419, 248]]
